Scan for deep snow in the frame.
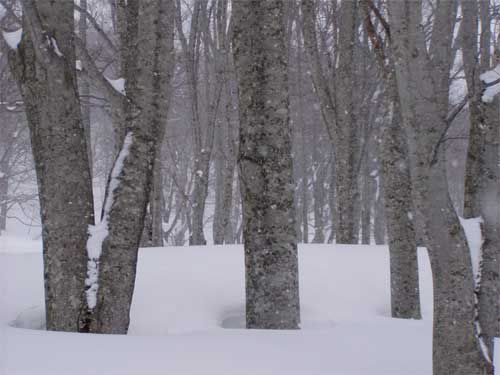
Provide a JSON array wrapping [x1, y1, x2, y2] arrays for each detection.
[[0, 237, 496, 374]]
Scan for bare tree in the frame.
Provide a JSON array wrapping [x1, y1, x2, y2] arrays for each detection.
[[6, 0, 95, 331], [301, 0, 360, 244], [461, 0, 500, 360]]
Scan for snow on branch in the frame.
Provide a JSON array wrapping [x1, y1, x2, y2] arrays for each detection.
[[85, 132, 133, 309], [480, 64, 500, 103]]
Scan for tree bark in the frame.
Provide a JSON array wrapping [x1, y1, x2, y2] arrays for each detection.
[[80, 0, 175, 333], [233, 0, 301, 329], [388, 0, 492, 373], [461, 0, 500, 359], [8, 0, 95, 332]]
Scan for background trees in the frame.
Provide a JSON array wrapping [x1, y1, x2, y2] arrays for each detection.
[[1, 1, 499, 372]]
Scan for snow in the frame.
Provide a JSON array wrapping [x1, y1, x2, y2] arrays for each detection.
[[2, 29, 22, 50], [49, 37, 63, 57], [105, 77, 126, 95], [480, 64, 500, 103], [0, 237, 440, 375], [459, 216, 492, 363], [85, 132, 133, 309], [459, 216, 483, 282], [75, 60, 82, 71]]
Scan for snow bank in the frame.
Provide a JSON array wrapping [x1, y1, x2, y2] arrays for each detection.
[[0, 243, 435, 374]]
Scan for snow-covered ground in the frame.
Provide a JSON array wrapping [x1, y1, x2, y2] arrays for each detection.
[[0, 235, 460, 375]]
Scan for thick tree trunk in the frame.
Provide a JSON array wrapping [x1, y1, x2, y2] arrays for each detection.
[[81, 0, 175, 334], [8, 0, 94, 332], [461, 0, 500, 359], [381, 85, 421, 319], [233, 0, 300, 329], [388, 1, 492, 373]]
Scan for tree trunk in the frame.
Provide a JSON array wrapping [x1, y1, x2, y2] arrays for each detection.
[[388, 1, 492, 373], [233, 0, 300, 329], [8, 0, 94, 332], [80, 0, 175, 333], [373, 185, 385, 245], [461, 0, 499, 359], [311, 129, 326, 244], [301, 0, 359, 244], [0, 172, 8, 233], [78, 0, 93, 176], [381, 84, 421, 319]]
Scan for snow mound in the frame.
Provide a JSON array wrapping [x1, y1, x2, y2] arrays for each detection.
[[1, 243, 434, 374]]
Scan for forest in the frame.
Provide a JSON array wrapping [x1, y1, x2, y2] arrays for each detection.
[[0, 0, 500, 374]]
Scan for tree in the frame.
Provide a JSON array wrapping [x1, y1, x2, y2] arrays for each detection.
[[461, 0, 500, 360], [79, 0, 176, 333], [232, 0, 301, 329], [6, 0, 95, 331], [362, 0, 421, 319], [387, 0, 492, 373], [301, 0, 360, 244]]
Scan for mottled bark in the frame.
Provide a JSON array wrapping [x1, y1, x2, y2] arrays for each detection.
[[381, 91, 421, 319], [388, 1, 492, 373], [362, 0, 421, 319], [461, 0, 500, 359], [81, 0, 175, 333], [78, 0, 92, 176], [233, 0, 300, 329], [8, 0, 94, 331]]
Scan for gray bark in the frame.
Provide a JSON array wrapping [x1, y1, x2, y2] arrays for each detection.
[[381, 89, 421, 319], [8, 0, 95, 332], [311, 129, 326, 243], [362, 0, 421, 319], [78, 0, 92, 176], [232, 0, 301, 329], [388, 0, 492, 373], [461, 0, 500, 359], [80, 0, 175, 333]]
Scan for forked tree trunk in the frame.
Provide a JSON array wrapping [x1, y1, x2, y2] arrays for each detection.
[[80, 0, 175, 334], [233, 0, 300, 329]]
